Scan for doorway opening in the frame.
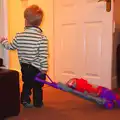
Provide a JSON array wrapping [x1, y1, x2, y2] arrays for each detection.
[[0, 0, 9, 68], [113, 0, 120, 89]]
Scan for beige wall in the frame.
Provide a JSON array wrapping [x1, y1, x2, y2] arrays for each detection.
[[7, 0, 54, 78]]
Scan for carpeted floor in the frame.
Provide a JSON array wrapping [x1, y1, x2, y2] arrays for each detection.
[[7, 87, 120, 120]]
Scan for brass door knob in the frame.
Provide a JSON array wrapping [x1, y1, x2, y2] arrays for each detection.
[[98, 0, 111, 12]]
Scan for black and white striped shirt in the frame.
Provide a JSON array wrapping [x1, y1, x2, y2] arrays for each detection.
[[1, 27, 48, 71]]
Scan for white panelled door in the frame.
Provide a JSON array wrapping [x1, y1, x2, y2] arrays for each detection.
[[54, 0, 113, 88]]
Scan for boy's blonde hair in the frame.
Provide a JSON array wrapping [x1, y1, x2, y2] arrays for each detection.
[[24, 5, 43, 26]]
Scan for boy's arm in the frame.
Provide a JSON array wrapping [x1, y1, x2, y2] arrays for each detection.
[[0, 34, 18, 50], [39, 36, 49, 72]]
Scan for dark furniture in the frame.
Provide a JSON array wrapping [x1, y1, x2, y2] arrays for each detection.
[[0, 65, 20, 118], [0, 58, 4, 67]]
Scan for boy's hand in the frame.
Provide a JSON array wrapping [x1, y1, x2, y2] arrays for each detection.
[[41, 70, 47, 74], [0, 36, 7, 43]]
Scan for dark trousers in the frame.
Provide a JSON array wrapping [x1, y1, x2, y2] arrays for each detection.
[[20, 63, 46, 106]]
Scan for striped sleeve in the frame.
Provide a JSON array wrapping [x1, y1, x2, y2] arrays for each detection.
[[1, 34, 18, 50], [39, 36, 49, 71]]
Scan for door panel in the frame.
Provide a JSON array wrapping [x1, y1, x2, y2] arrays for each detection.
[[54, 0, 79, 83], [60, 23, 78, 82], [83, 22, 102, 79]]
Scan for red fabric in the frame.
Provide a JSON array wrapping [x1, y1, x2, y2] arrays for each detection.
[[73, 78, 99, 94], [67, 78, 103, 96]]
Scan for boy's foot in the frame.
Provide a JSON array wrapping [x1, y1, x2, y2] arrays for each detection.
[[34, 102, 44, 108], [22, 101, 34, 108]]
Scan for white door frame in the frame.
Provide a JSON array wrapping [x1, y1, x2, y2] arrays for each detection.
[[1, 0, 9, 68]]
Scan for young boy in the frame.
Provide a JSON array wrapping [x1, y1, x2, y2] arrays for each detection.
[[0, 5, 48, 108]]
